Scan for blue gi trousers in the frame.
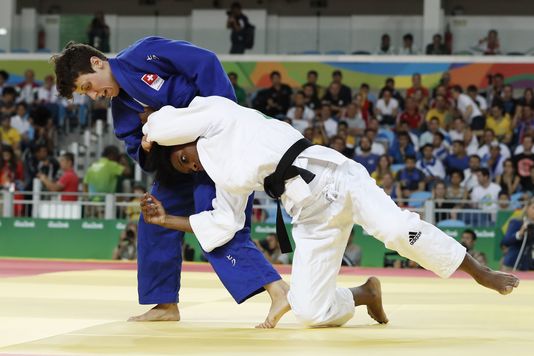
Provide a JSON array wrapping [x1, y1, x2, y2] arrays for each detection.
[[137, 172, 281, 304]]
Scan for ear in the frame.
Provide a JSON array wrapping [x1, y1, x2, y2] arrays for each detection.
[[90, 56, 103, 69]]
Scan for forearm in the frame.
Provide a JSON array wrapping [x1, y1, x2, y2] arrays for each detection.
[[160, 215, 193, 233]]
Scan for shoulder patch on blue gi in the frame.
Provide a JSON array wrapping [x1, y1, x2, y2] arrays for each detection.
[[141, 73, 165, 91]]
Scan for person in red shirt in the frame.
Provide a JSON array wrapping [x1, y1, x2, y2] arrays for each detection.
[[37, 152, 79, 201], [398, 97, 423, 130], [406, 73, 429, 99]]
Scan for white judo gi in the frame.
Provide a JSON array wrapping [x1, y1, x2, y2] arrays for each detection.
[[143, 96, 467, 327]]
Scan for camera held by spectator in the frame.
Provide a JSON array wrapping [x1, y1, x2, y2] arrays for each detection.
[[113, 222, 138, 261]]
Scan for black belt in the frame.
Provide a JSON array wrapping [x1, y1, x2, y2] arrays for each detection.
[[264, 138, 315, 253]]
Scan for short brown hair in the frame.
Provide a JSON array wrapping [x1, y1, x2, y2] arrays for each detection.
[[50, 41, 107, 99]]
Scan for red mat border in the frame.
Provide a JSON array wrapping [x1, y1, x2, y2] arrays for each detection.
[[1, 257, 532, 280]]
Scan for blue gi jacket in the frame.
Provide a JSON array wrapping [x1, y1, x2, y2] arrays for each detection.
[[109, 36, 236, 170]]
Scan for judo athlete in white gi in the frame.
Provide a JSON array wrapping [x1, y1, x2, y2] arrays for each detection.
[[141, 96, 520, 328]]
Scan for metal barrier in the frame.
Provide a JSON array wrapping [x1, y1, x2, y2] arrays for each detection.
[[1, 188, 525, 226]]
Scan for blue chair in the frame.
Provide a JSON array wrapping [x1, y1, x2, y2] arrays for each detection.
[[36, 48, 51, 53], [377, 129, 395, 147], [408, 191, 432, 208], [0, 48, 5, 53], [299, 50, 321, 55], [11, 48, 29, 53], [510, 192, 524, 210], [437, 219, 466, 228]]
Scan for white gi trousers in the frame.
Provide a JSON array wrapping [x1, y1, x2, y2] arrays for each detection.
[[283, 159, 466, 327]]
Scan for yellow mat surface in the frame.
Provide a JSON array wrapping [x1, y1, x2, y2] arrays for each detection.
[[0, 268, 533, 356]]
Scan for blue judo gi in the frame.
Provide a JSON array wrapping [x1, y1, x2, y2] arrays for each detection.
[[109, 36, 281, 304]]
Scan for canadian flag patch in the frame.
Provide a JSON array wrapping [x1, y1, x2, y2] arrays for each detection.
[[141, 73, 164, 91]]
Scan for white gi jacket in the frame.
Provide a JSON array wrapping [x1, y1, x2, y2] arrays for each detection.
[[143, 96, 345, 252]]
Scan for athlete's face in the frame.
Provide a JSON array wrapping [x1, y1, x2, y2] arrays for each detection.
[[170, 142, 204, 174], [74, 56, 120, 100]]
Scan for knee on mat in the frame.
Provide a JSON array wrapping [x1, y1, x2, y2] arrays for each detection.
[[291, 302, 329, 326]]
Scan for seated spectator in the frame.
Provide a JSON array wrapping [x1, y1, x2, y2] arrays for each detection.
[[302, 83, 321, 111], [371, 154, 392, 186], [461, 229, 487, 267], [309, 121, 328, 146], [256, 233, 290, 264], [398, 97, 422, 131], [466, 85, 488, 115], [498, 192, 511, 210], [354, 91, 374, 123], [496, 159, 520, 195], [389, 131, 416, 164], [419, 117, 443, 148], [380, 171, 402, 201], [486, 102, 512, 144], [517, 88, 534, 110], [0, 87, 17, 119], [37, 152, 78, 202], [16, 69, 39, 105], [379, 77, 404, 109], [514, 132, 534, 156], [228, 72, 247, 106], [485, 73, 504, 106], [375, 33, 395, 55], [322, 82, 350, 116], [341, 229, 361, 267], [447, 169, 468, 201], [287, 105, 311, 133], [433, 132, 449, 162], [363, 127, 386, 156], [328, 70, 352, 107], [501, 84, 518, 117], [449, 116, 466, 141], [335, 122, 356, 157], [512, 135, 534, 190], [474, 29, 501, 55], [463, 154, 481, 191], [288, 91, 315, 120], [252, 71, 292, 117], [514, 106, 534, 149], [483, 142, 505, 178], [425, 94, 451, 129], [463, 126, 479, 156], [330, 134, 351, 158], [433, 180, 454, 223], [359, 82, 377, 104], [375, 88, 398, 126], [0, 115, 21, 151], [317, 103, 338, 138], [417, 144, 446, 188], [0, 145, 23, 190], [411, 87, 429, 113], [303, 70, 324, 99], [398, 33, 419, 55], [10, 103, 32, 148], [425, 33, 448, 55], [471, 168, 501, 218], [501, 197, 534, 271], [22, 144, 59, 191], [113, 222, 137, 261], [252, 198, 267, 223], [396, 155, 425, 193], [37, 74, 64, 128], [477, 128, 511, 160], [64, 92, 90, 130], [398, 121, 419, 148], [83, 145, 131, 203], [444, 140, 470, 174], [341, 102, 366, 137], [521, 165, 534, 193], [353, 136, 380, 174], [451, 85, 485, 133], [406, 73, 429, 100]]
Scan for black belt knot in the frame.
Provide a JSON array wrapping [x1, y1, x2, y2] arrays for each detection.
[[263, 138, 315, 253]]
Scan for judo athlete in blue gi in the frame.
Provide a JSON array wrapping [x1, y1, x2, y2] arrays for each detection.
[[51, 37, 288, 325]]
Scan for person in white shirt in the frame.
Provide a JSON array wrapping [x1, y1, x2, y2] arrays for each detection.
[[317, 103, 338, 138], [463, 154, 481, 191], [467, 85, 488, 114], [417, 144, 446, 186], [471, 168, 501, 221], [398, 33, 420, 55], [374, 88, 398, 126], [451, 85, 484, 132], [477, 129, 511, 161], [374, 34, 395, 55], [141, 95, 520, 329], [10, 102, 32, 137]]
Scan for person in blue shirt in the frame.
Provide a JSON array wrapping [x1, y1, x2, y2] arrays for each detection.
[[50, 37, 287, 326], [444, 140, 470, 175], [389, 131, 416, 164], [353, 136, 380, 173]]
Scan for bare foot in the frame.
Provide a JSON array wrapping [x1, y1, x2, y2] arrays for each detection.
[[128, 303, 180, 322], [474, 267, 520, 295], [458, 254, 520, 295], [255, 280, 291, 329], [350, 277, 388, 324]]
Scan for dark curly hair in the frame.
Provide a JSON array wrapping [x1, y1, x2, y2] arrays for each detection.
[[50, 41, 107, 99], [146, 143, 191, 187]]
